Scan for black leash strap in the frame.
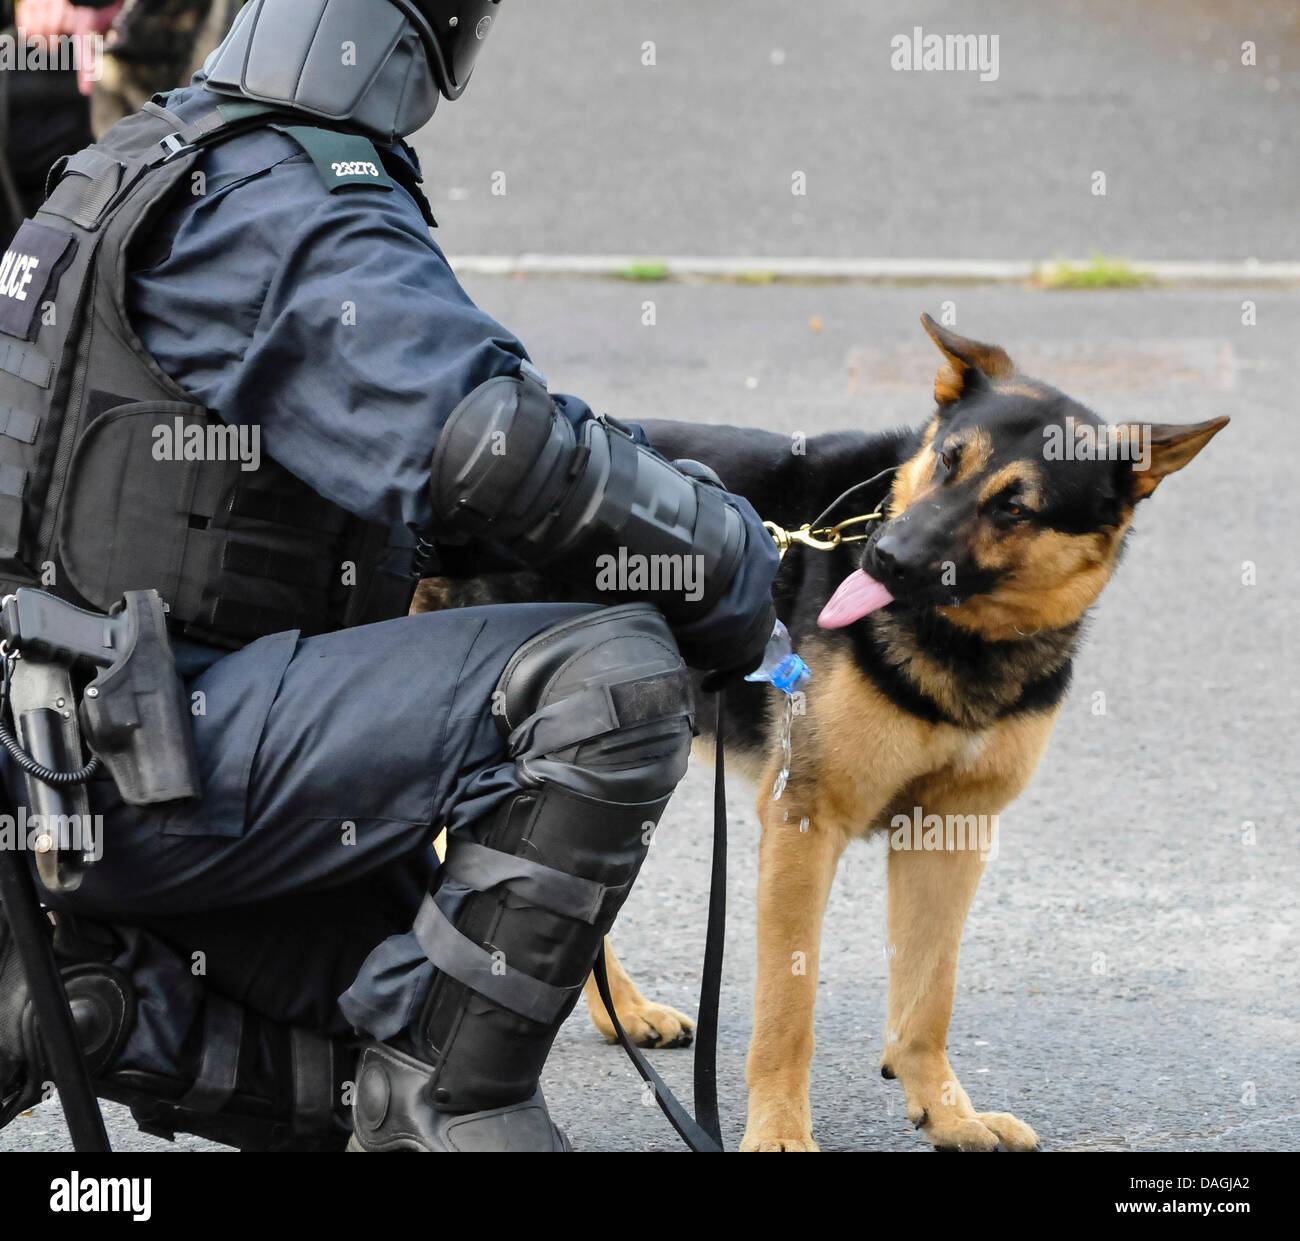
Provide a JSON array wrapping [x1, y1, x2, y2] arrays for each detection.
[[594, 691, 727, 1152], [695, 690, 728, 1138]]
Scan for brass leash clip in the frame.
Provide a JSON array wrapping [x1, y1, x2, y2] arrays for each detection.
[[763, 510, 884, 561]]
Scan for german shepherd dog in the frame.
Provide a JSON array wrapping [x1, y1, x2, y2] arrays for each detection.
[[413, 315, 1227, 1152]]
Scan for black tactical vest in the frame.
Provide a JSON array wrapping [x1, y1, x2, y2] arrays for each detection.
[[0, 98, 422, 649]]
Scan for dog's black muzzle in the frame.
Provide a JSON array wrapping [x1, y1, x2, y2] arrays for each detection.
[[861, 511, 997, 610]]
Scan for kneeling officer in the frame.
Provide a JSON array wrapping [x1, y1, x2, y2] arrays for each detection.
[[0, 0, 778, 1151]]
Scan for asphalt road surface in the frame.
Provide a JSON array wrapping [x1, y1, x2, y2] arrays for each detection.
[[411, 0, 1299, 262], [4, 0, 1296, 1156], [4, 280, 1294, 1153]]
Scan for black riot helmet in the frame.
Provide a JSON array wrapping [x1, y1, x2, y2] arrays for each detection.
[[390, 0, 502, 100]]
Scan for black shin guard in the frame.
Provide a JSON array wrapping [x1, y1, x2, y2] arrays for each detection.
[[352, 603, 694, 1151]]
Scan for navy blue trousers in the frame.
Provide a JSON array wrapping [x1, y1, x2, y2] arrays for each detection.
[[38, 602, 598, 1046]]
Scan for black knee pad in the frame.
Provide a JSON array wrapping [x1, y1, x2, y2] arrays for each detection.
[[493, 601, 694, 800], [411, 603, 694, 1114]]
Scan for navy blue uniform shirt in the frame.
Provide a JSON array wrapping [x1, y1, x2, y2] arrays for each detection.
[[128, 86, 601, 542]]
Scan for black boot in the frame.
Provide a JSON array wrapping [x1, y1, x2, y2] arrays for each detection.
[[350, 603, 694, 1152], [1, 913, 351, 1150], [0, 917, 131, 1129]]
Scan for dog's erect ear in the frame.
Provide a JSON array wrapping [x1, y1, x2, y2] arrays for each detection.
[[1116, 416, 1230, 500], [921, 313, 1015, 408]]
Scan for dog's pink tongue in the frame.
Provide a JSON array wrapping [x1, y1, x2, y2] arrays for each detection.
[[817, 570, 895, 629]]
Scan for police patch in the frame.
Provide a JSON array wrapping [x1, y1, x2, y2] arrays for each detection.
[[0, 220, 76, 342]]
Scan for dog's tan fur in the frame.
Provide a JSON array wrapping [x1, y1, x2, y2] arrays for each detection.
[[413, 319, 1227, 1152], [736, 651, 1056, 1150]]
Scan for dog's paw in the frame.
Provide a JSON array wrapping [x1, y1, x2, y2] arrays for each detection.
[[922, 1110, 1039, 1152], [742, 1088, 818, 1151], [591, 996, 694, 1049], [739, 1131, 820, 1153], [887, 1050, 1039, 1151]]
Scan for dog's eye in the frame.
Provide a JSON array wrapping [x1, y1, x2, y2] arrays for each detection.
[[1001, 497, 1030, 521], [987, 493, 1033, 527]]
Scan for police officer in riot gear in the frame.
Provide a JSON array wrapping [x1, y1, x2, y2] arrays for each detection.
[[0, 0, 779, 1151]]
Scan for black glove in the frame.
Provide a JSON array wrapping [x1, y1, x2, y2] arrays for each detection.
[[667, 459, 777, 680]]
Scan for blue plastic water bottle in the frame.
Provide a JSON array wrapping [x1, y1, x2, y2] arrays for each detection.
[[745, 620, 811, 695]]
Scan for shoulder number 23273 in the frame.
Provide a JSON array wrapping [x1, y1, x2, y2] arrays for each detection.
[[331, 160, 381, 178]]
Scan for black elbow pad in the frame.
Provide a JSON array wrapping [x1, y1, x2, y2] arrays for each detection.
[[430, 369, 744, 615]]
